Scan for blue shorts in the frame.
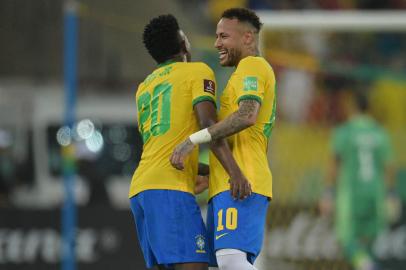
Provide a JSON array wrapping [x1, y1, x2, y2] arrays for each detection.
[[206, 191, 269, 267], [130, 190, 209, 269]]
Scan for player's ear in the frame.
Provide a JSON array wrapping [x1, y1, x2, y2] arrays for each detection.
[[243, 30, 255, 45]]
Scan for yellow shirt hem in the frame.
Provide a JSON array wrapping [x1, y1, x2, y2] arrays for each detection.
[[208, 188, 272, 201], [129, 184, 194, 198]]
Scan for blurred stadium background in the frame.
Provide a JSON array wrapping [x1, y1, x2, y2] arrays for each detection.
[[0, 0, 405, 269]]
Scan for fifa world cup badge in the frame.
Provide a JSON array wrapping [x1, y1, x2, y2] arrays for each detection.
[[203, 79, 216, 95], [195, 235, 206, 253]]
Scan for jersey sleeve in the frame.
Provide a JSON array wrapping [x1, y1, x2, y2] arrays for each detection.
[[232, 58, 268, 105], [190, 63, 217, 107]]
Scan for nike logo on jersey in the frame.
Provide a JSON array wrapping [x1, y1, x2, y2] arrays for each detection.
[[215, 233, 229, 240]]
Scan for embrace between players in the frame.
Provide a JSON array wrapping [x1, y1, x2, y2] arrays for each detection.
[[129, 7, 276, 270]]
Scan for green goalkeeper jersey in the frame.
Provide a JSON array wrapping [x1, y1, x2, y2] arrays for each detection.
[[332, 115, 394, 246], [332, 115, 393, 194]]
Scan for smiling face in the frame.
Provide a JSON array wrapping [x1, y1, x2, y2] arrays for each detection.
[[215, 18, 247, 67], [214, 18, 257, 67]]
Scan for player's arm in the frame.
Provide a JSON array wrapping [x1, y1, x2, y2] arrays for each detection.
[[171, 100, 251, 199], [319, 155, 340, 217], [171, 66, 264, 159], [320, 128, 342, 217], [197, 101, 252, 199], [208, 99, 260, 140], [170, 99, 260, 167]]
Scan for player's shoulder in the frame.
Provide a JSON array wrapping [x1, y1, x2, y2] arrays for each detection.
[[180, 62, 215, 81], [237, 56, 273, 75], [239, 56, 270, 68], [136, 67, 160, 97], [136, 80, 146, 96], [138, 68, 160, 89]]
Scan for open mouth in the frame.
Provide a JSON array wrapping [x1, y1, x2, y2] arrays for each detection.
[[219, 50, 227, 61]]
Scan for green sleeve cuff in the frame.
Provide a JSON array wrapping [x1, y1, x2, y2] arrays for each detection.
[[237, 94, 262, 105], [192, 96, 216, 107]]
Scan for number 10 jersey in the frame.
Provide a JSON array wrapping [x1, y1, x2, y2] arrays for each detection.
[[129, 61, 217, 198]]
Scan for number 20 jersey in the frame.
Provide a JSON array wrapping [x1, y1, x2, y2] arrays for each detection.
[[129, 61, 216, 198]]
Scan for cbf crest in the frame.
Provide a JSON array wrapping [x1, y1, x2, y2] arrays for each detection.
[[195, 235, 206, 253]]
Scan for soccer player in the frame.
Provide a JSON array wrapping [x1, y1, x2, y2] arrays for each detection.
[[325, 92, 394, 270], [129, 14, 248, 270], [171, 8, 276, 270]]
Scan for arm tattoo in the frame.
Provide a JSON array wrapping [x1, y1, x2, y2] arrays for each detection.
[[237, 99, 258, 119], [209, 99, 259, 141]]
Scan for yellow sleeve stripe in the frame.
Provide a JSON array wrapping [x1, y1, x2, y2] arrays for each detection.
[[192, 96, 216, 107], [237, 94, 262, 105]]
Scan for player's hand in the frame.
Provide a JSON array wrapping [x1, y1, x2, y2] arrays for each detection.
[[229, 174, 252, 200], [170, 138, 196, 170], [195, 175, 209, 194]]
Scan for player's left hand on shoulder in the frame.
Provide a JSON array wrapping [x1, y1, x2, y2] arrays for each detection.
[[170, 138, 196, 170]]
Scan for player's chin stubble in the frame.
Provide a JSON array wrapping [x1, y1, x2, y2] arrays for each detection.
[[223, 48, 241, 67]]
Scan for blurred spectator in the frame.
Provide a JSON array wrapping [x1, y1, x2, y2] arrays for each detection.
[[321, 92, 396, 270]]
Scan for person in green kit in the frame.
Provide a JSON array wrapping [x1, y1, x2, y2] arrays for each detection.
[[324, 92, 395, 270]]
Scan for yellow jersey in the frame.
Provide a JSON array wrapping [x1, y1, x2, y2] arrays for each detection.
[[129, 61, 217, 198], [209, 56, 276, 199]]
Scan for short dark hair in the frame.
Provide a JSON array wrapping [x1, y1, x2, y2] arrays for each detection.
[[221, 8, 263, 32], [143, 14, 182, 64]]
